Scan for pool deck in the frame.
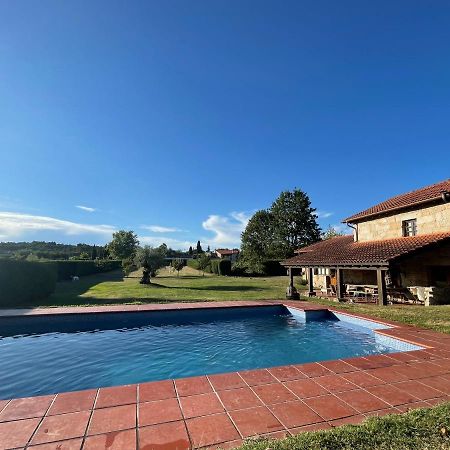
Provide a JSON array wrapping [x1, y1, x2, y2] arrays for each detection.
[[0, 301, 449, 450]]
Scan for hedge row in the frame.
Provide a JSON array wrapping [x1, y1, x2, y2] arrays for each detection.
[[187, 258, 232, 275], [55, 260, 122, 281], [0, 260, 58, 306]]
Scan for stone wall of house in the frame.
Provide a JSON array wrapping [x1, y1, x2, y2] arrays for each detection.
[[355, 202, 450, 242]]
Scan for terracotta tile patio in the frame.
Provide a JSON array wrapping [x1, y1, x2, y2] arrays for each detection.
[[0, 300, 449, 449]]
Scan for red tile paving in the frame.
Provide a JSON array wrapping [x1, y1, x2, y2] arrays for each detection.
[[295, 362, 332, 378], [139, 398, 183, 427], [267, 365, 306, 381], [28, 439, 83, 449], [217, 387, 262, 411], [394, 380, 443, 400], [320, 359, 357, 374], [88, 404, 136, 435], [303, 395, 358, 421], [252, 383, 297, 404], [48, 389, 97, 416], [238, 369, 277, 386], [283, 379, 328, 398], [207, 373, 246, 391], [95, 385, 136, 408], [139, 380, 176, 402], [0, 395, 54, 422], [315, 374, 358, 393], [337, 390, 390, 413], [175, 376, 212, 397], [139, 421, 190, 450], [0, 417, 41, 448], [366, 367, 409, 383], [341, 371, 385, 388], [185, 413, 240, 447], [366, 384, 420, 406], [84, 429, 136, 450], [269, 401, 323, 428], [180, 393, 224, 419], [229, 406, 283, 437], [0, 300, 449, 449], [31, 410, 91, 445]]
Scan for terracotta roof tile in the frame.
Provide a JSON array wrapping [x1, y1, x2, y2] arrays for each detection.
[[282, 233, 450, 267], [344, 179, 450, 223]]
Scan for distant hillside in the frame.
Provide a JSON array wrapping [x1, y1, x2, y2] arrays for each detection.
[[0, 241, 105, 260]]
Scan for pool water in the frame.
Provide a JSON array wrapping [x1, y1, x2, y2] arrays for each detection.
[[0, 305, 414, 399]]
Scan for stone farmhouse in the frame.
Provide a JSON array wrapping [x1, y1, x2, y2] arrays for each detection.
[[282, 179, 450, 306]]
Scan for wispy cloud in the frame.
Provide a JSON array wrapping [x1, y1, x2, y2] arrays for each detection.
[[139, 235, 192, 250], [0, 212, 116, 240], [141, 225, 185, 233], [202, 211, 251, 248], [76, 205, 96, 213], [316, 210, 334, 219]]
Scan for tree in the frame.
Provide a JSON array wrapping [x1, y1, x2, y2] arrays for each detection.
[[136, 246, 166, 284], [107, 230, 139, 260], [207, 245, 211, 253], [196, 253, 211, 276], [91, 245, 98, 260], [188, 246, 193, 256], [322, 225, 345, 240], [196, 241, 203, 254], [270, 189, 321, 258], [78, 252, 90, 260], [171, 258, 185, 276], [239, 189, 321, 273], [238, 210, 276, 274]]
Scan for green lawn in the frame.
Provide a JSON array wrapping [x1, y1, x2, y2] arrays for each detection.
[[17, 266, 450, 334], [44, 266, 300, 306], [238, 403, 450, 450]]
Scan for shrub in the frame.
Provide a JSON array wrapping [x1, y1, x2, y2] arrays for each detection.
[[55, 260, 122, 281], [218, 259, 231, 276], [187, 259, 199, 270], [0, 259, 57, 306], [262, 260, 286, 276]]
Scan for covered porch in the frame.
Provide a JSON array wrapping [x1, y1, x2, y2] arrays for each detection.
[[286, 264, 390, 306]]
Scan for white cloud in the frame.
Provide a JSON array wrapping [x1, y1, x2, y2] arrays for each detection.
[[202, 211, 251, 249], [141, 225, 185, 233], [139, 235, 192, 250], [316, 210, 334, 219], [76, 205, 96, 212], [0, 211, 116, 240]]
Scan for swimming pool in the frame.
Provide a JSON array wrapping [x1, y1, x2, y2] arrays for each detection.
[[0, 305, 421, 399]]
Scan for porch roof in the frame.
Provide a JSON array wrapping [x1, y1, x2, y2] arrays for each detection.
[[282, 233, 450, 268]]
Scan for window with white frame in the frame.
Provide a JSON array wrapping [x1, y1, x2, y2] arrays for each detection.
[[402, 219, 417, 237]]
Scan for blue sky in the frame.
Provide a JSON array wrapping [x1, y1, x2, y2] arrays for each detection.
[[1, 1, 449, 249]]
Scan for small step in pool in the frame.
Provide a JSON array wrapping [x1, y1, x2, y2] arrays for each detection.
[[0, 305, 421, 399]]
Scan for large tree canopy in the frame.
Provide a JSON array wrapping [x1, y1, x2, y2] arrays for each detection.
[[107, 230, 139, 260], [239, 189, 321, 273]]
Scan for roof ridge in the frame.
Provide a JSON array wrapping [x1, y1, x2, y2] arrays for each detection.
[[344, 179, 450, 223]]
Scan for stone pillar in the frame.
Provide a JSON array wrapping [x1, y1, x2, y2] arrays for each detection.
[[336, 268, 344, 300], [308, 267, 314, 296], [286, 267, 300, 300], [377, 268, 387, 306]]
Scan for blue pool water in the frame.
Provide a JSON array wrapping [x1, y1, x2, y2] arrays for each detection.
[[0, 305, 418, 399]]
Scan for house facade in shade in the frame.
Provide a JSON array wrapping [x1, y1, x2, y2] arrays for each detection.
[[282, 179, 450, 306]]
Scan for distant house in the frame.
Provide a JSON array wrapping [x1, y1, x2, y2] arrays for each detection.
[[282, 179, 450, 306], [215, 248, 240, 262]]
